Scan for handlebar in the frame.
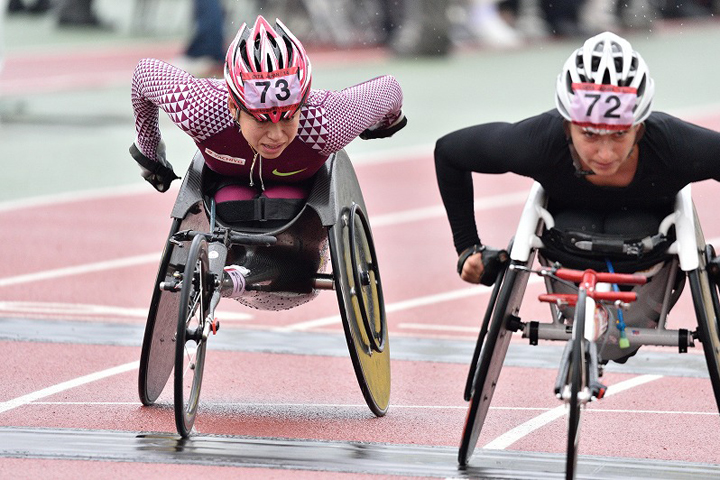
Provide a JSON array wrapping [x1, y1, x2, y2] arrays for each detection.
[[535, 267, 646, 305], [551, 268, 647, 286]]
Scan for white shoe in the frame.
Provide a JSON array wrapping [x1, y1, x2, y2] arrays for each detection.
[[222, 265, 249, 298]]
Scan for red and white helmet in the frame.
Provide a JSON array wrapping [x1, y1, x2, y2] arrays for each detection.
[[556, 31, 654, 132], [224, 16, 312, 123]]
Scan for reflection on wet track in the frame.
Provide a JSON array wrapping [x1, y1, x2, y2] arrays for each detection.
[[1, 427, 719, 479]]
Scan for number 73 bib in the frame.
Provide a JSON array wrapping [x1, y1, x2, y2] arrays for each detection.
[[242, 67, 302, 114], [569, 83, 637, 130]]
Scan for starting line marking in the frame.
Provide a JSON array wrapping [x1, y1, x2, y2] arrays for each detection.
[[482, 374, 663, 450], [0, 361, 139, 415]]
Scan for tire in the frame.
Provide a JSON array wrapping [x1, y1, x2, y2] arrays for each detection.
[[329, 204, 390, 416], [458, 263, 532, 465], [689, 269, 720, 413], [174, 234, 211, 437], [566, 289, 588, 480], [689, 208, 720, 414]]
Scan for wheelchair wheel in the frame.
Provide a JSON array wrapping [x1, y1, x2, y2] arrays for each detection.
[[174, 234, 211, 437], [566, 289, 588, 480], [458, 263, 531, 465], [138, 218, 182, 406], [689, 210, 720, 414], [689, 266, 720, 413], [329, 203, 390, 417]]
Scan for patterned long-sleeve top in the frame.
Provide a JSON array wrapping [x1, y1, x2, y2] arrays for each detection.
[[131, 58, 403, 184]]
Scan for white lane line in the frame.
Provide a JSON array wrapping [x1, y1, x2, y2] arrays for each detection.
[[279, 275, 545, 332], [0, 301, 253, 321], [482, 374, 663, 450], [370, 191, 530, 227], [0, 253, 160, 288], [19, 402, 716, 416], [0, 361, 139, 415]]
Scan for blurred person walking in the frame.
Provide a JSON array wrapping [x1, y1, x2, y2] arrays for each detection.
[[56, 0, 108, 28], [7, 0, 51, 14], [178, 0, 226, 77]]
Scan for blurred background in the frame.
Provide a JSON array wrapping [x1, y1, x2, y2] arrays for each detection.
[[1, 0, 720, 205]]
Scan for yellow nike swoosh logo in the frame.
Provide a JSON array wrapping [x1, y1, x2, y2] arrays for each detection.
[[272, 167, 308, 177]]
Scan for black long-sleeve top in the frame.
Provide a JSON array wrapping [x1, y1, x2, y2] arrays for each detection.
[[434, 109, 720, 254]]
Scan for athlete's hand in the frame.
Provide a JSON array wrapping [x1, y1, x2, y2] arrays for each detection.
[[129, 141, 180, 193], [458, 245, 508, 286], [359, 112, 407, 140]]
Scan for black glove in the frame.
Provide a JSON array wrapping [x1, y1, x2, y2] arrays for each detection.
[[709, 254, 720, 281], [130, 141, 179, 193], [359, 112, 407, 140], [457, 244, 509, 287], [479, 246, 509, 286]]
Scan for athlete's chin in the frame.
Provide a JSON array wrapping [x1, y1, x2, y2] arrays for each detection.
[[258, 145, 286, 158]]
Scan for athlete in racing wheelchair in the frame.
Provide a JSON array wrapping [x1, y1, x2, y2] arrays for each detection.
[[129, 16, 406, 436], [434, 31, 720, 478]]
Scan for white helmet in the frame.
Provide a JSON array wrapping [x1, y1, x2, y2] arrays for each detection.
[[556, 31, 654, 128]]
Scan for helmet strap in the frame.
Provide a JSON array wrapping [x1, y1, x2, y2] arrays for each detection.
[[563, 121, 595, 176]]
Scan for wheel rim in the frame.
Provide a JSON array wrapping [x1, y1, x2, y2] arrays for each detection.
[[330, 206, 390, 416], [174, 235, 210, 437], [459, 264, 531, 465], [348, 204, 386, 353]]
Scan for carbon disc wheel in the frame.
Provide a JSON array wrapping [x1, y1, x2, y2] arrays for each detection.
[[330, 204, 390, 416]]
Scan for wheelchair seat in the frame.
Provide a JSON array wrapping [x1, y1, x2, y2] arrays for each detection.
[[538, 208, 675, 273]]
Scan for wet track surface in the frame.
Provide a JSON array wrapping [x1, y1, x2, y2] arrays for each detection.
[[3, 427, 720, 479]]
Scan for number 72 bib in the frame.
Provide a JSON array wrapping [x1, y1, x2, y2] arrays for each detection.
[[569, 83, 638, 130]]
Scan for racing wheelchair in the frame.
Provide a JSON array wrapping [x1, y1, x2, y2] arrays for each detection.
[[459, 182, 720, 479], [136, 149, 389, 437]]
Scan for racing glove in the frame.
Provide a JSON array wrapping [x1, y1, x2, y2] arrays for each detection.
[[457, 244, 509, 287], [129, 141, 179, 193], [359, 111, 408, 140]]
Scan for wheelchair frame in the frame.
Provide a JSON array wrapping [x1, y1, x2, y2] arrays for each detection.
[[459, 182, 720, 479], [137, 149, 391, 437]]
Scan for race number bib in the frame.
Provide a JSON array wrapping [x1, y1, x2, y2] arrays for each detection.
[[569, 83, 637, 130], [242, 67, 302, 113]]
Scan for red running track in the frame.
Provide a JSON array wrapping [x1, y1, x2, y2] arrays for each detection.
[[0, 128, 719, 478]]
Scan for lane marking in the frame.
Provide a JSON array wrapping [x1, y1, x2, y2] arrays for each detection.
[[482, 374, 663, 450], [20, 402, 717, 416], [0, 361, 139, 414], [0, 301, 252, 321], [0, 190, 531, 288], [0, 253, 160, 288]]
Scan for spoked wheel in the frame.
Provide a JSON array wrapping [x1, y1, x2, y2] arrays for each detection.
[[689, 210, 720, 414], [458, 260, 532, 466], [138, 218, 183, 406], [329, 203, 390, 416], [174, 234, 212, 437], [566, 289, 588, 480]]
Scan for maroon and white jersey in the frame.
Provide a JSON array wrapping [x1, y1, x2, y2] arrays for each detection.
[[131, 58, 403, 184]]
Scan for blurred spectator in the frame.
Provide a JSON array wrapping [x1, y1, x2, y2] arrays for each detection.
[[56, 0, 109, 28], [383, 0, 452, 56], [176, 0, 225, 78], [539, 0, 589, 37], [466, 0, 521, 48], [7, 0, 51, 14]]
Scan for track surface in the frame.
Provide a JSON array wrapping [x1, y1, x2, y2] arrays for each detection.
[[1, 11, 720, 480]]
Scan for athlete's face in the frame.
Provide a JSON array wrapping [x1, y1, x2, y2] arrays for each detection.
[[231, 102, 300, 159], [570, 123, 641, 177]]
